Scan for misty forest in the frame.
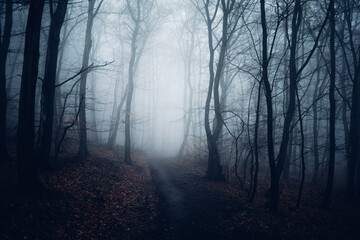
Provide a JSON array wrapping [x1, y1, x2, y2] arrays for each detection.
[[1, 0, 360, 239]]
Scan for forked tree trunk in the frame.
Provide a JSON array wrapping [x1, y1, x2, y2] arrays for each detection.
[[203, 0, 236, 180], [39, 0, 68, 168], [263, 0, 328, 211]]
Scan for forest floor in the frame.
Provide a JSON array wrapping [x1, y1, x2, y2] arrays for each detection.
[[0, 144, 165, 240], [1, 144, 360, 240], [150, 157, 360, 240]]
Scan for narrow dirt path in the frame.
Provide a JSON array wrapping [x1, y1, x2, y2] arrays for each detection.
[[149, 158, 267, 240]]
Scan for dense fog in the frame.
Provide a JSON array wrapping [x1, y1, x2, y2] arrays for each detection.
[[1, 0, 360, 213]]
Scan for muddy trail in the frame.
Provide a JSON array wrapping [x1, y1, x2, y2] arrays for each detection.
[[149, 158, 272, 240]]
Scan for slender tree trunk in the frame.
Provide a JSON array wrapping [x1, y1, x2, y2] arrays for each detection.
[[204, 0, 235, 180], [275, 0, 302, 183], [90, 73, 98, 141], [282, 22, 294, 181], [17, 0, 45, 191], [124, 0, 141, 164], [340, 57, 350, 185], [249, 81, 262, 202], [312, 62, 320, 183], [39, 0, 68, 168], [347, 60, 360, 197], [178, 26, 195, 158], [283, 131, 292, 181], [260, 0, 278, 211], [348, 57, 360, 196], [107, 59, 122, 148], [323, 0, 336, 208], [178, 61, 193, 158], [78, 0, 97, 157], [53, 13, 68, 146], [107, 84, 128, 148], [6, 28, 24, 96], [296, 85, 305, 208], [0, 0, 12, 161]]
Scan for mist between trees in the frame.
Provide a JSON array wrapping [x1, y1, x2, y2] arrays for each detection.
[[1, 0, 359, 211]]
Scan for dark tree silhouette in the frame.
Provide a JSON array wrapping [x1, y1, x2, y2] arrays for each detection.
[[39, 0, 69, 168], [198, 0, 241, 180], [124, 0, 155, 164], [78, 0, 104, 158], [17, 0, 46, 190], [0, 0, 12, 161], [323, 0, 336, 207], [342, 0, 360, 197]]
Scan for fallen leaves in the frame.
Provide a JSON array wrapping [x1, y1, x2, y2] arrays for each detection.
[[0, 144, 160, 240]]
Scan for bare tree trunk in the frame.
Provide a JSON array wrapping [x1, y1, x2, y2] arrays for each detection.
[[323, 0, 336, 208], [348, 60, 360, 197], [90, 72, 98, 141], [17, 0, 45, 191], [107, 84, 128, 148], [249, 81, 262, 202], [178, 60, 193, 158], [282, 28, 291, 182], [283, 130, 293, 181], [39, 0, 68, 169], [347, 80, 360, 194], [296, 85, 305, 208], [203, 0, 236, 180], [264, 0, 327, 211], [346, 0, 360, 197], [53, 13, 68, 145], [6, 27, 23, 96], [78, 0, 97, 158], [260, 0, 278, 211], [107, 52, 123, 148], [178, 18, 195, 158], [0, 0, 12, 161], [340, 57, 350, 184], [274, 0, 302, 187], [124, 0, 141, 164], [312, 58, 321, 183]]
